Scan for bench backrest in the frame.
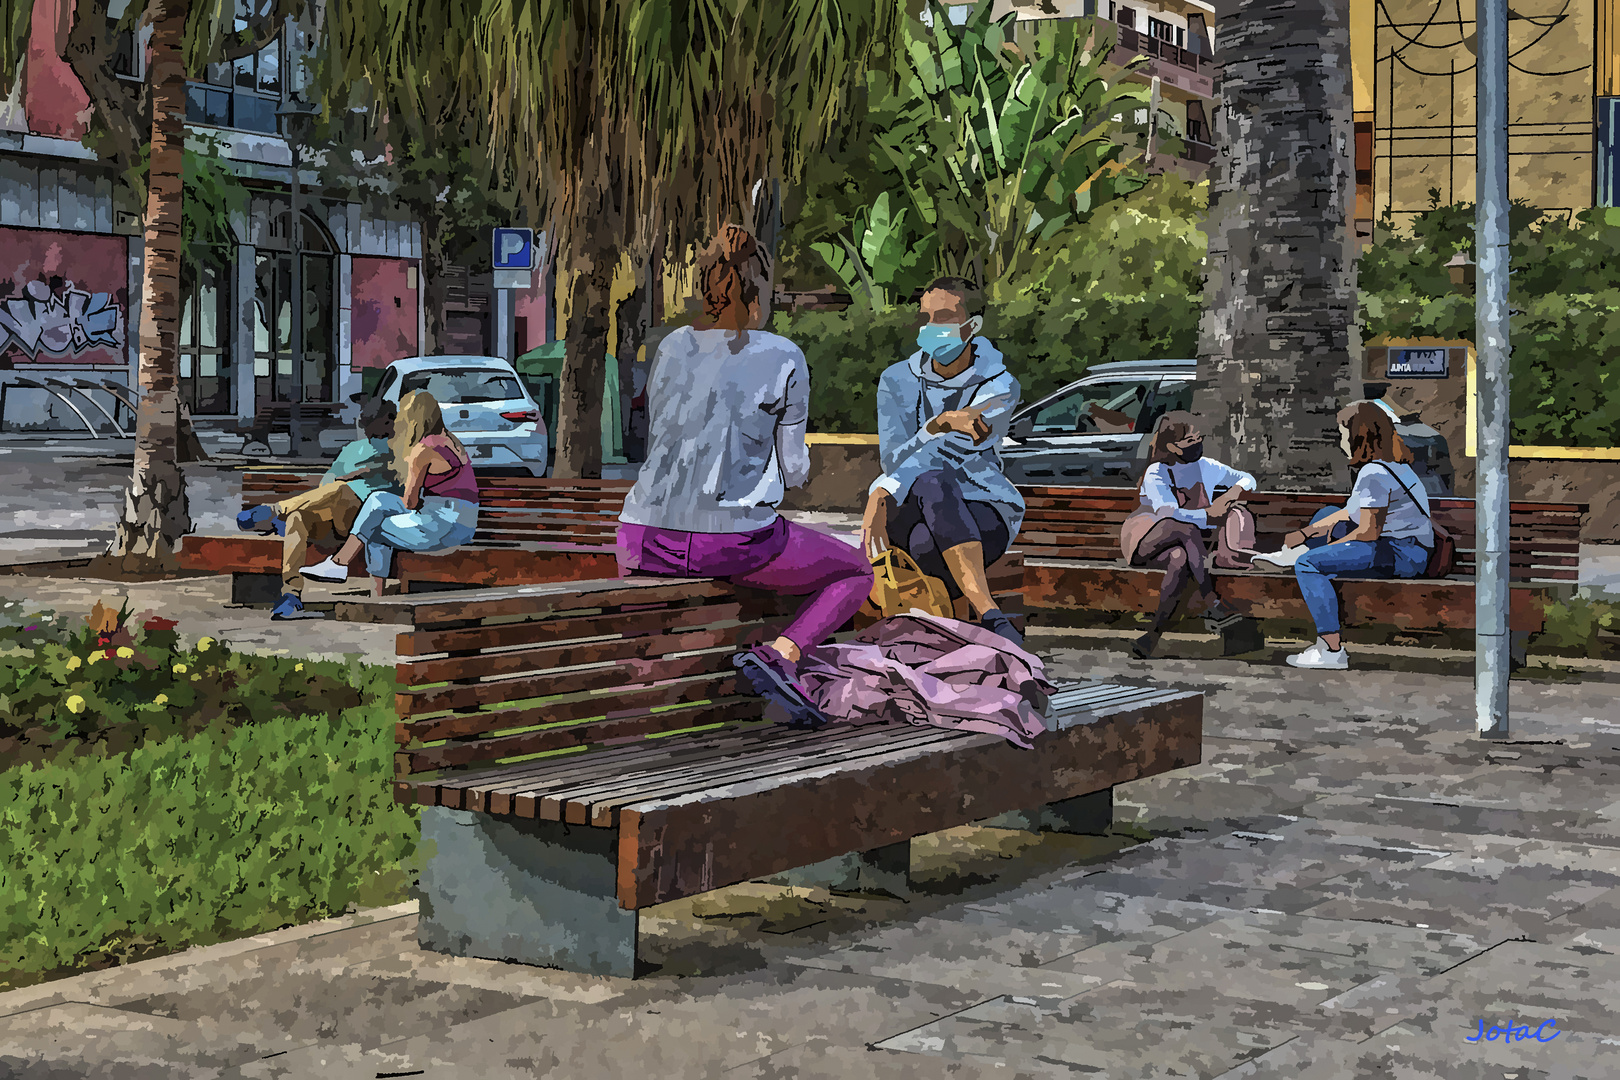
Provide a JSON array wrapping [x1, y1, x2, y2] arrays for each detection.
[[239, 471, 632, 547], [380, 578, 801, 799], [1016, 485, 1586, 583]]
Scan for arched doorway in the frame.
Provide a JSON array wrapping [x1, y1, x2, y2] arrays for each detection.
[[252, 209, 336, 407]]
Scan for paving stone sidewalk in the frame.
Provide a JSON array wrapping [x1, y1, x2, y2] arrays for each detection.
[[3, 634, 1617, 1079]]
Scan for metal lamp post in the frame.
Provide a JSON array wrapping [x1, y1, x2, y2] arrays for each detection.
[[278, 96, 319, 458], [1475, 0, 1511, 739]]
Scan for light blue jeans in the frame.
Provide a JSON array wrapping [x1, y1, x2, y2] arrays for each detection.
[[1295, 507, 1428, 635], [351, 492, 478, 578]]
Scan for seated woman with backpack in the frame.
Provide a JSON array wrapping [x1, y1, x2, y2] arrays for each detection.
[[1121, 412, 1254, 660], [1273, 400, 1441, 671]]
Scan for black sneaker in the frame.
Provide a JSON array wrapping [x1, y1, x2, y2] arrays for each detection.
[[980, 609, 1025, 649], [1203, 599, 1246, 631], [1131, 631, 1160, 660]]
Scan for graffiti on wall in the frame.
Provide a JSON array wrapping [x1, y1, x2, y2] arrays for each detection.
[[0, 280, 127, 361]]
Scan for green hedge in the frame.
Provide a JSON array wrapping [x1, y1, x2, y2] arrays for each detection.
[[0, 704, 417, 987], [1359, 203, 1620, 446]]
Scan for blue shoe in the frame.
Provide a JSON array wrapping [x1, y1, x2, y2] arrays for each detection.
[[732, 645, 829, 729], [237, 504, 277, 533], [270, 593, 324, 620]]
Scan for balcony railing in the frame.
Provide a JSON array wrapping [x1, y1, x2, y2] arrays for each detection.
[[1115, 23, 1212, 77]]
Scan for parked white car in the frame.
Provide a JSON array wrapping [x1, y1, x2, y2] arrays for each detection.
[[370, 355, 549, 477]]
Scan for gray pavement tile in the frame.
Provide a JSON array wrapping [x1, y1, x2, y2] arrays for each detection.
[[1296, 857, 1618, 940], [1112, 775, 1317, 834], [223, 966, 974, 1079], [1297, 792, 1620, 848], [775, 917, 1115, 1005], [0, 1001, 244, 1077], [960, 883, 1237, 944], [727, 1041, 1012, 1079]]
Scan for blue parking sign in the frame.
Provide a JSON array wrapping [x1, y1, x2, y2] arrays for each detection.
[[492, 227, 534, 270]]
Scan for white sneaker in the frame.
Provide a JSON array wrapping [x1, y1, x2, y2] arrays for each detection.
[[1286, 638, 1349, 670], [1252, 544, 1309, 571], [302, 557, 349, 583]]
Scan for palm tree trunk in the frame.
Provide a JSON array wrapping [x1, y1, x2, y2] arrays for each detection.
[[1193, 0, 1357, 490], [110, 0, 191, 568]]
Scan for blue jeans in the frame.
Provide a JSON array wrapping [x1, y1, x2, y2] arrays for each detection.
[[351, 491, 478, 578], [1295, 507, 1428, 635]]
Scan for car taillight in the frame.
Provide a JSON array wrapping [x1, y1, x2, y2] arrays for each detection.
[[501, 410, 539, 422]]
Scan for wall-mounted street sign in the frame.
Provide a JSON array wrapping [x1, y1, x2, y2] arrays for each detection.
[[1387, 347, 1450, 378], [492, 227, 534, 289]]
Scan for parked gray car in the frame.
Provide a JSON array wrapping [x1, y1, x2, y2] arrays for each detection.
[[1000, 359, 1455, 495]]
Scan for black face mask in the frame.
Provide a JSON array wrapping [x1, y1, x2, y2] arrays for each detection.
[[1177, 441, 1204, 463]]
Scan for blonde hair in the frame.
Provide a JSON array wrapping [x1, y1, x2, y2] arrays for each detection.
[[390, 390, 467, 484]]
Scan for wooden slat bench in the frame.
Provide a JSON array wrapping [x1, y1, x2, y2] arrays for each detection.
[[332, 577, 1204, 978], [185, 472, 633, 602], [1014, 485, 1587, 654]]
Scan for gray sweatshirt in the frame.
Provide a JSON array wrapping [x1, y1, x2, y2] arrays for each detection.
[[619, 325, 811, 534]]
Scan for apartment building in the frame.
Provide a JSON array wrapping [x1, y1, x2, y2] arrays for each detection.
[[0, 0, 548, 435]]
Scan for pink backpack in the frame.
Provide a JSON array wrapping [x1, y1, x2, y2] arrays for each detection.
[[1120, 478, 1260, 569]]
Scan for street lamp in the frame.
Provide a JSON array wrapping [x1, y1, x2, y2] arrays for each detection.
[[277, 95, 320, 458], [1446, 250, 1476, 290]]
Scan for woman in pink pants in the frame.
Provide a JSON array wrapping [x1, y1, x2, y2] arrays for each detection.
[[616, 225, 873, 728]]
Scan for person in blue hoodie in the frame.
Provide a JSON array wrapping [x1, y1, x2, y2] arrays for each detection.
[[859, 277, 1026, 646]]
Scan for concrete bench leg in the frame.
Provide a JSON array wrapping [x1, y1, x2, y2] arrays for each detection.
[[416, 807, 638, 978], [231, 571, 281, 606], [978, 788, 1113, 836], [762, 841, 912, 898]]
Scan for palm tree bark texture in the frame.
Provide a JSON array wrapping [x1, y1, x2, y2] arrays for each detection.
[[112, 0, 192, 567], [1193, 0, 1357, 491]]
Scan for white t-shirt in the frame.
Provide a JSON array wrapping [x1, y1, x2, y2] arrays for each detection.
[[1138, 458, 1257, 529], [1348, 460, 1434, 545]]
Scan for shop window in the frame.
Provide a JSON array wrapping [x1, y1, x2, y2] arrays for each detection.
[[180, 261, 234, 415]]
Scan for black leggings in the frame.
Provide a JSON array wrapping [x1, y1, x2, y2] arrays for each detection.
[[887, 470, 1010, 600], [1131, 518, 1215, 632]]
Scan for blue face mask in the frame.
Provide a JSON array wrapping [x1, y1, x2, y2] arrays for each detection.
[[917, 322, 973, 365]]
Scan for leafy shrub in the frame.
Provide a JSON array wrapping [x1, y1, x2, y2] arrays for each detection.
[[1358, 202, 1620, 447], [0, 703, 417, 986], [0, 599, 389, 755], [1535, 594, 1620, 657]]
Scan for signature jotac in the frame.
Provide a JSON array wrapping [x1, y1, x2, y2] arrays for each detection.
[[1465, 1018, 1562, 1043]]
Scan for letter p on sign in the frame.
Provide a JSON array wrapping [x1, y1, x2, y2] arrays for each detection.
[[492, 228, 534, 271]]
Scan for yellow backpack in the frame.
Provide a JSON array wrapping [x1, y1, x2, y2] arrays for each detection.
[[857, 547, 955, 624]]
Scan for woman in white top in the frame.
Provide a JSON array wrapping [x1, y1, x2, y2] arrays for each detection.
[[1283, 401, 1435, 670], [1125, 411, 1256, 659]]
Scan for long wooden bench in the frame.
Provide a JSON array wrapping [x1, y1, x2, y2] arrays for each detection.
[[332, 577, 1204, 978], [181, 472, 633, 602], [1014, 485, 1587, 655]]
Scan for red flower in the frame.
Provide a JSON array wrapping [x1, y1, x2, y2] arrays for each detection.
[[143, 617, 178, 632]]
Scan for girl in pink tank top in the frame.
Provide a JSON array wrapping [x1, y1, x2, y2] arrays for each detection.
[[302, 392, 480, 595]]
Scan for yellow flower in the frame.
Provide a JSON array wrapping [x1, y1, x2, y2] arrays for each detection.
[[116, 646, 134, 659], [65, 694, 86, 714], [87, 652, 101, 665], [294, 663, 303, 672], [154, 694, 168, 706], [65, 657, 82, 672], [172, 663, 187, 674], [197, 637, 215, 652], [191, 674, 201, 682]]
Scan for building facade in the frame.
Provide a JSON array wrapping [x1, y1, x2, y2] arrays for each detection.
[[0, 0, 546, 436], [984, 0, 1220, 179], [1352, 0, 1620, 231]]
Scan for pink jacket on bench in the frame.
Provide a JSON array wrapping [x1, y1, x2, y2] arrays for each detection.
[[797, 613, 1054, 749]]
